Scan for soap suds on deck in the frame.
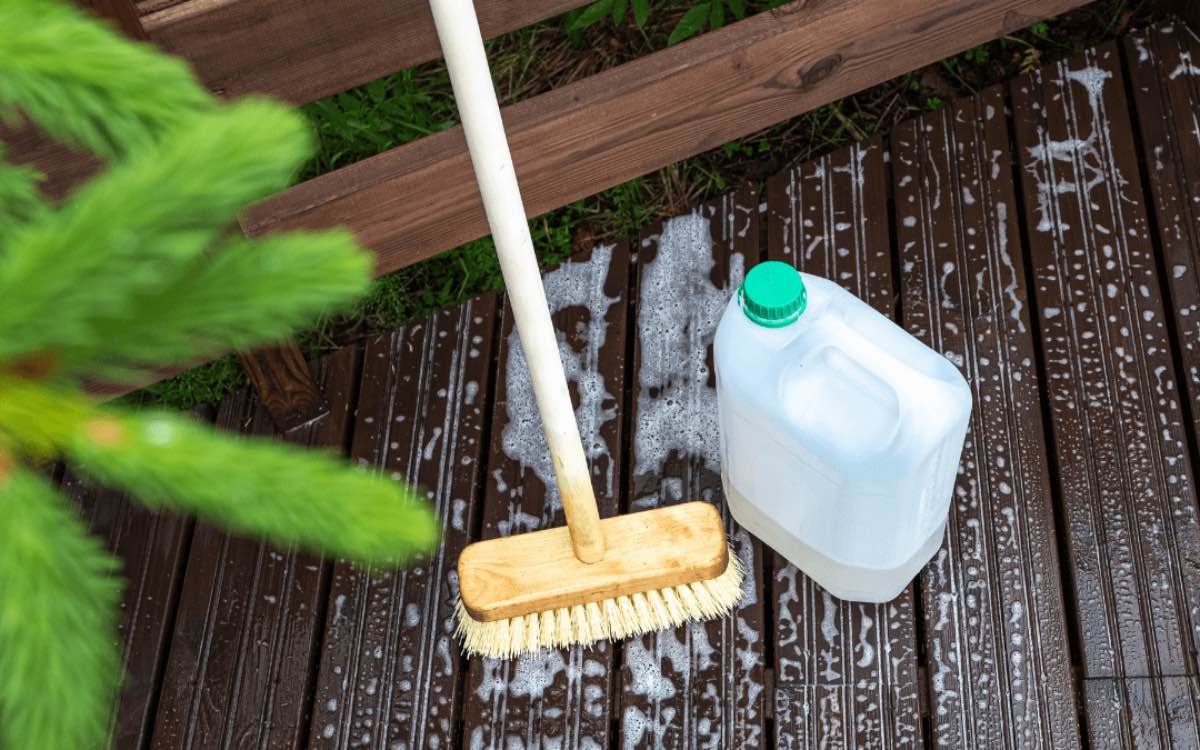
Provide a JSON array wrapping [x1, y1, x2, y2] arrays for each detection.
[[634, 212, 742, 479], [499, 245, 620, 518]]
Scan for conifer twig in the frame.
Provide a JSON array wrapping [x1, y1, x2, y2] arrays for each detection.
[[0, 466, 123, 750], [64, 409, 441, 567], [0, 5, 443, 745], [0, 100, 317, 366], [0, 147, 44, 247], [0, 379, 440, 568], [0, 0, 211, 161], [78, 230, 371, 380]]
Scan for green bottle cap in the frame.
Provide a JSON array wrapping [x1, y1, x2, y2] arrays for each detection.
[[738, 261, 807, 328]]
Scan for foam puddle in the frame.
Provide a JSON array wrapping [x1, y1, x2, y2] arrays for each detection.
[[499, 244, 619, 519]]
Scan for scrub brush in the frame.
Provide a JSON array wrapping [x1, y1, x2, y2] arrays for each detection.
[[428, 0, 744, 658]]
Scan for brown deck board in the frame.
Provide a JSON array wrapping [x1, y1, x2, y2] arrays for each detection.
[[150, 347, 358, 749], [1083, 676, 1200, 748], [460, 243, 629, 750], [620, 190, 766, 748], [764, 138, 923, 748], [893, 86, 1081, 748], [68, 409, 212, 750], [307, 297, 497, 749], [1126, 22, 1200, 446], [73, 481, 190, 748], [1012, 39, 1200, 739]]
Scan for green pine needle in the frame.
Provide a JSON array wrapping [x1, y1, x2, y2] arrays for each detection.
[[0, 466, 123, 750], [74, 229, 371, 380], [0, 0, 211, 162], [65, 409, 440, 568], [0, 158, 44, 248], [0, 99, 316, 365]]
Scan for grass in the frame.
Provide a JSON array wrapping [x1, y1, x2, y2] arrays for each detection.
[[134, 0, 1156, 409]]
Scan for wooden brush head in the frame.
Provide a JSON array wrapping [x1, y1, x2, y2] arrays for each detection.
[[457, 501, 729, 622]]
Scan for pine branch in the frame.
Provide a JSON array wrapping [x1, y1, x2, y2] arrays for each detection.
[[0, 464, 123, 750], [0, 378, 440, 567], [0, 0, 211, 162], [0, 6, 443, 746], [69, 229, 371, 381], [0, 100, 315, 365], [0, 376, 92, 460], [64, 409, 440, 567]]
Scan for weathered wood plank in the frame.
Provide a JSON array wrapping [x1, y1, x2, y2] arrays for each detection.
[[764, 138, 922, 748], [73, 485, 190, 748], [238, 340, 330, 433], [141, 0, 587, 105], [307, 296, 497, 750], [245, 0, 1089, 279], [462, 243, 629, 750], [893, 86, 1080, 748], [66, 408, 213, 750], [1083, 676, 1200, 748], [1126, 22, 1200, 447], [150, 347, 358, 749], [1012, 36, 1200, 706], [620, 191, 765, 748]]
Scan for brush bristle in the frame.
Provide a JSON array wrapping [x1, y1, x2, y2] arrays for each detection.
[[455, 549, 744, 658]]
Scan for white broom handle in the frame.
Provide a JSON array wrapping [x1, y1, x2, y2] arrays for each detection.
[[429, 0, 605, 564]]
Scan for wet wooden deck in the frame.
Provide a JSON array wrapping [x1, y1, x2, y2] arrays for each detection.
[[78, 21, 1200, 749]]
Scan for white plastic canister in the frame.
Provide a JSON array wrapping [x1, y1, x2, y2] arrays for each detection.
[[715, 261, 971, 602]]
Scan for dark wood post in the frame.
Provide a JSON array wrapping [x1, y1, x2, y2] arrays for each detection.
[[238, 342, 330, 431], [235, 218, 330, 432]]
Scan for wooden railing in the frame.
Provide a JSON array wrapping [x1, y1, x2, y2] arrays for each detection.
[[8, 0, 1092, 427], [244, 0, 1091, 276], [141, 0, 586, 105]]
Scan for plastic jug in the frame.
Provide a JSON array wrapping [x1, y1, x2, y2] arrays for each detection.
[[714, 261, 971, 602]]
